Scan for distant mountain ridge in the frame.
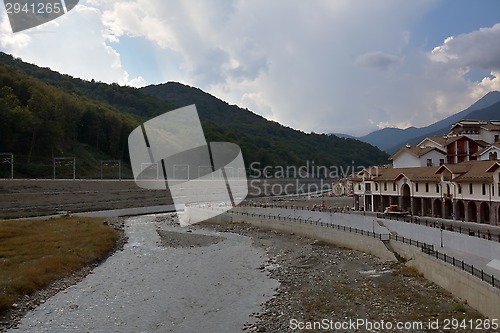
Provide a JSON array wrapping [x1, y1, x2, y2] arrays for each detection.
[[359, 91, 500, 153], [141, 82, 390, 168], [332, 133, 356, 139], [0, 52, 389, 178]]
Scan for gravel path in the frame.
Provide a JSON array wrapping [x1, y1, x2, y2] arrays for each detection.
[[7, 214, 278, 333]]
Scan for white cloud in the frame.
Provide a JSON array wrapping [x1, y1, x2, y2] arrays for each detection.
[[430, 24, 500, 70], [0, 13, 31, 49], [127, 75, 147, 87], [355, 51, 403, 71], [2, 0, 500, 137], [0, 2, 145, 86], [424, 23, 500, 121], [375, 120, 412, 130]]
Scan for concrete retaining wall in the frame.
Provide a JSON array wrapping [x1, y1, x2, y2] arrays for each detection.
[[391, 241, 500, 320], [381, 218, 500, 262], [187, 206, 500, 319], [188, 207, 397, 262]]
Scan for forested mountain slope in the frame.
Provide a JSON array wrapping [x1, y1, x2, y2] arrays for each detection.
[[0, 52, 388, 177]]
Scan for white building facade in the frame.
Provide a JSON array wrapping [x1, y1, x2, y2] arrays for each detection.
[[353, 160, 500, 226]]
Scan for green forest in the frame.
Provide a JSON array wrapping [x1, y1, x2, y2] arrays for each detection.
[[0, 52, 389, 178]]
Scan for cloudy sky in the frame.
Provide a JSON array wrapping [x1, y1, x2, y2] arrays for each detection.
[[1, 0, 500, 136]]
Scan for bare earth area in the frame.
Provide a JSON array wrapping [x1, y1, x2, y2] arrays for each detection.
[[0, 179, 173, 219], [0, 179, 335, 219]]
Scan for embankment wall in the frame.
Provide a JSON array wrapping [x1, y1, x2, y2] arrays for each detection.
[[187, 207, 500, 319], [391, 241, 500, 320]]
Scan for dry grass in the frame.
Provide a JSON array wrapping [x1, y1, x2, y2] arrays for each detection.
[[0, 217, 118, 313]]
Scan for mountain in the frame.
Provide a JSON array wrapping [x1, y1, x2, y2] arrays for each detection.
[[465, 100, 500, 120], [360, 91, 500, 152], [0, 53, 177, 119], [0, 52, 389, 178], [0, 56, 140, 178], [141, 82, 389, 169], [332, 133, 356, 139], [384, 93, 500, 154], [359, 127, 420, 151]]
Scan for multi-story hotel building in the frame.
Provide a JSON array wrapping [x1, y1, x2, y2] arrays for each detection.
[[352, 120, 500, 226]]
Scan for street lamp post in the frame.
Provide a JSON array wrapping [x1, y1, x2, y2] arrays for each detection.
[[440, 229, 443, 248]]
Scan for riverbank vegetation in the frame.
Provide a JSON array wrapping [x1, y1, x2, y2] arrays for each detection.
[[0, 217, 118, 313]]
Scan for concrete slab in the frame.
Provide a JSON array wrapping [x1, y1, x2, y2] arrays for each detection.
[[487, 259, 500, 273]]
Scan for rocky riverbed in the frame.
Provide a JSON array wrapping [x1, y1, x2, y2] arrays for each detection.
[[4, 214, 278, 333], [205, 221, 494, 333], [2, 212, 494, 333]]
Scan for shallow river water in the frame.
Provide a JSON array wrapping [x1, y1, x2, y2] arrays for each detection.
[[9, 214, 278, 333]]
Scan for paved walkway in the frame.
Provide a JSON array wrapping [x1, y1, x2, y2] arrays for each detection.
[[9, 214, 278, 333], [232, 206, 500, 281], [354, 210, 500, 240]]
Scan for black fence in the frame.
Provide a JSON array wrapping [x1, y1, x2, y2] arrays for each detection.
[[376, 213, 500, 243], [227, 208, 389, 241], [391, 234, 499, 289], [210, 207, 500, 291]]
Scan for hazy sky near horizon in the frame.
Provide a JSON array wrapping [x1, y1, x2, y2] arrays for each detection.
[[1, 0, 500, 136]]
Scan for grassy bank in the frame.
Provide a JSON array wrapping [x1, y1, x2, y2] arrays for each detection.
[[0, 217, 118, 313]]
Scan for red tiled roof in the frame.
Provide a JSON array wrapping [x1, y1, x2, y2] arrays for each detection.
[[389, 146, 446, 160]]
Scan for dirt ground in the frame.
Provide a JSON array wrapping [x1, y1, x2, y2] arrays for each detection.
[[0, 179, 174, 219], [0, 179, 335, 219]]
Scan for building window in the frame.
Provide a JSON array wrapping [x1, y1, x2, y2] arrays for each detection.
[[439, 159, 445, 165], [482, 184, 486, 196], [415, 183, 419, 192], [366, 183, 371, 191], [358, 184, 361, 190], [495, 134, 499, 142], [469, 183, 473, 195], [375, 183, 378, 191], [458, 184, 462, 194], [436, 184, 440, 193], [384, 182, 387, 191], [392, 183, 396, 191], [492, 184, 495, 197], [427, 159, 432, 166], [425, 183, 429, 192]]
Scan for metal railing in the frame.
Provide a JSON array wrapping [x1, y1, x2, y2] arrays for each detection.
[[205, 206, 500, 290], [214, 207, 389, 241], [376, 213, 500, 243]]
